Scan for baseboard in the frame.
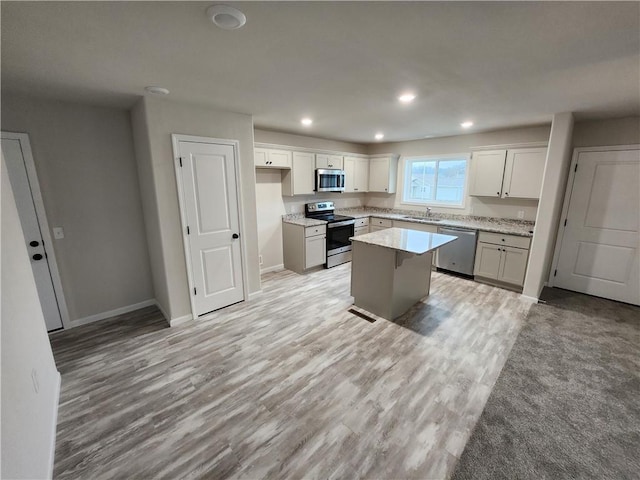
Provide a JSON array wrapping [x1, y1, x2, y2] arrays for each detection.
[[169, 313, 193, 327], [519, 294, 539, 304], [69, 299, 157, 328], [248, 290, 263, 301], [260, 264, 284, 275], [48, 370, 61, 479]]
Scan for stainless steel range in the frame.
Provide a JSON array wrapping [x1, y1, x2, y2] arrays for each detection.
[[305, 201, 355, 268]]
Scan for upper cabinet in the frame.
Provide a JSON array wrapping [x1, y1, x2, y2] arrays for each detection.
[[469, 147, 546, 199], [282, 151, 315, 196], [368, 155, 399, 193], [254, 148, 291, 169], [316, 154, 343, 170], [344, 156, 369, 193]]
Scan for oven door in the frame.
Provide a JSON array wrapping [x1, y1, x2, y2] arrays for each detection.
[[327, 221, 354, 254], [316, 169, 345, 192]]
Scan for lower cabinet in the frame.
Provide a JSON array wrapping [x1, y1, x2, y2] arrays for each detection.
[[474, 232, 531, 288], [353, 217, 369, 236], [283, 222, 326, 274], [370, 217, 392, 231]]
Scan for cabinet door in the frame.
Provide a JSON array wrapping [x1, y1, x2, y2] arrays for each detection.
[[268, 150, 292, 168], [316, 154, 343, 169], [502, 148, 546, 199], [473, 242, 502, 279], [354, 226, 369, 236], [344, 157, 356, 193], [369, 157, 391, 192], [354, 158, 369, 192], [254, 148, 268, 167], [469, 150, 507, 197], [498, 246, 529, 286], [305, 234, 326, 268], [292, 152, 315, 195]]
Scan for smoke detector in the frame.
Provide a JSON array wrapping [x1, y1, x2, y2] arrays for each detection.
[[207, 5, 247, 30]]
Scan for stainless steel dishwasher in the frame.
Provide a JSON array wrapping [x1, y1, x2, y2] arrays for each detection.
[[436, 227, 478, 276]]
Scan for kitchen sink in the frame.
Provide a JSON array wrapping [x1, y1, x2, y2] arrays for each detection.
[[403, 216, 441, 221]]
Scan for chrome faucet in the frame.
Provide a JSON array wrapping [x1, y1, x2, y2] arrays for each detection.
[[425, 207, 432, 218]]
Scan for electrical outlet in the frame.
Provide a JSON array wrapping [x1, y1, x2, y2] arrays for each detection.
[[53, 226, 65, 239], [259, 255, 263, 266], [517, 210, 525, 219]]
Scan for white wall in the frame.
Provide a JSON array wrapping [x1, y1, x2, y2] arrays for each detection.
[[523, 113, 574, 300], [131, 96, 260, 321], [366, 124, 552, 220], [254, 129, 368, 154], [1, 94, 154, 323], [1, 157, 60, 479], [573, 116, 640, 147]]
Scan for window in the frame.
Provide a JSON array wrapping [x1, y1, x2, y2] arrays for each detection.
[[402, 155, 469, 207]]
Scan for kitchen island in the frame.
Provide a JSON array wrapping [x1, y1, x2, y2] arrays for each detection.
[[350, 228, 457, 320]]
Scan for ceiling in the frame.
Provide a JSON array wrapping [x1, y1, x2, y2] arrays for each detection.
[[2, 1, 639, 143]]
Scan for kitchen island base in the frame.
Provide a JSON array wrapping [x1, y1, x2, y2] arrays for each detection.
[[351, 242, 434, 321]]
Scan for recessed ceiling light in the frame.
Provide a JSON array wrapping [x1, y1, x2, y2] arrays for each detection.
[[398, 93, 416, 103], [145, 86, 170, 95], [461, 121, 474, 128], [207, 4, 247, 30], [301, 118, 313, 126], [375, 133, 384, 140]]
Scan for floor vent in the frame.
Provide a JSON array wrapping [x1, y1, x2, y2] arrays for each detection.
[[348, 308, 376, 323]]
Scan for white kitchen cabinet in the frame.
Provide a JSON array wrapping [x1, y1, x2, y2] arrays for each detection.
[[353, 217, 369, 236], [282, 151, 315, 196], [283, 222, 326, 273], [469, 150, 507, 197], [254, 148, 292, 169], [368, 155, 398, 193], [474, 232, 531, 288], [469, 147, 546, 199], [502, 148, 547, 199], [369, 217, 392, 232], [316, 154, 343, 170], [344, 156, 369, 193]]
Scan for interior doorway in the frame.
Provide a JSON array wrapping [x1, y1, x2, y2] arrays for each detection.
[[551, 145, 639, 306], [1, 132, 69, 331], [172, 135, 246, 317]]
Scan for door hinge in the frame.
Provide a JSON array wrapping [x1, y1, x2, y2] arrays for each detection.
[[187, 226, 190, 235], [193, 287, 197, 295], [554, 269, 557, 277], [574, 163, 578, 172], [179, 157, 183, 167], [564, 219, 567, 227]]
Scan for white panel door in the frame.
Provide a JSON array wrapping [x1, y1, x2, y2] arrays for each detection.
[[555, 149, 640, 305], [2, 137, 63, 331], [177, 140, 244, 316]]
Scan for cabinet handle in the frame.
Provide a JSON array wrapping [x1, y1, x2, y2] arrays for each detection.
[[505, 192, 509, 196], [497, 191, 500, 196], [354, 188, 358, 191], [501, 239, 505, 242]]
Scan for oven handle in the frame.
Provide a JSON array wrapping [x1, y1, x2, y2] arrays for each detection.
[[327, 220, 355, 229]]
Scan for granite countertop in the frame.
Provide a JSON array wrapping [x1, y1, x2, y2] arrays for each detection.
[[350, 228, 458, 254], [283, 207, 535, 237]]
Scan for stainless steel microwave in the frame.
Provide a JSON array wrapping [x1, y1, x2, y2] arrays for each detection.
[[316, 169, 345, 193]]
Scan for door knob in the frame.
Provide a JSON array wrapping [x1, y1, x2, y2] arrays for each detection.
[[30, 240, 40, 247], [32, 253, 43, 261], [232, 233, 239, 239]]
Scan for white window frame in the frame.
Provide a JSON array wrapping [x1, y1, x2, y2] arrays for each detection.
[[401, 153, 470, 209]]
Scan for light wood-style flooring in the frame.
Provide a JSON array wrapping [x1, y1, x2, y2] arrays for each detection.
[[50, 264, 531, 479]]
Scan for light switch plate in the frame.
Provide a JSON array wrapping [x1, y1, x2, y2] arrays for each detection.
[[53, 227, 65, 239]]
